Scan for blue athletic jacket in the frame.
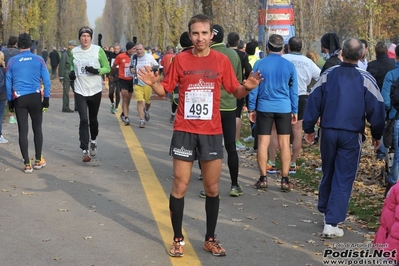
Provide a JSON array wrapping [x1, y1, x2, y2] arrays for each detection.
[[303, 62, 385, 140], [248, 53, 298, 114], [6, 50, 51, 101]]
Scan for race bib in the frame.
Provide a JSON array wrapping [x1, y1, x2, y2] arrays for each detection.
[[76, 61, 92, 76], [124, 63, 132, 77], [184, 91, 213, 120]]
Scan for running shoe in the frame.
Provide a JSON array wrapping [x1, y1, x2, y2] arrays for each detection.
[[139, 120, 145, 128], [242, 135, 254, 143], [24, 163, 33, 174], [82, 150, 91, 162], [229, 184, 243, 197], [198, 173, 203, 180], [289, 164, 297, 174], [0, 135, 8, 143], [144, 108, 150, 121], [267, 163, 277, 174], [110, 103, 114, 113], [245, 147, 257, 155], [321, 224, 344, 239], [33, 157, 46, 170], [120, 113, 125, 123], [9, 116, 17, 124], [203, 237, 226, 256], [90, 141, 97, 156], [169, 114, 175, 123], [169, 238, 185, 257], [199, 190, 206, 198], [235, 141, 246, 151], [124, 117, 130, 126], [280, 179, 293, 192], [253, 179, 268, 189]]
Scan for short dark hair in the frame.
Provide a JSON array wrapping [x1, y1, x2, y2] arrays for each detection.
[[246, 41, 257, 55], [288, 36, 302, 52], [342, 38, 363, 61], [8, 36, 18, 47], [374, 41, 387, 56], [227, 32, 240, 47], [188, 14, 213, 33], [360, 39, 368, 48]]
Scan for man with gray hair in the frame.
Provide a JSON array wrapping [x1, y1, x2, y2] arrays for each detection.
[[248, 34, 298, 192], [303, 38, 385, 238]]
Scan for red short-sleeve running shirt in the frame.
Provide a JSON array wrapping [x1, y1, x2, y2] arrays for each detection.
[[161, 49, 240, 135], [113, 52, 133, 80]]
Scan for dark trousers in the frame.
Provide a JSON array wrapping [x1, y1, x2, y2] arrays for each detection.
[[108, 79, 120, 108], [14, 93, 43, 164], [62, 80, 75, 110], [318, 128, 362, 224], [51, 66, 57, 78], [75, 92, 102, 151]]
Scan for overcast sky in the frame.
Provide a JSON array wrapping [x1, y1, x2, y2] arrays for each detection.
[[86, 0, 105, 28]]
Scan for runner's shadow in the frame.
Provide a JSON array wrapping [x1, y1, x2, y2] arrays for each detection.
[[26, 173, 163, 245]]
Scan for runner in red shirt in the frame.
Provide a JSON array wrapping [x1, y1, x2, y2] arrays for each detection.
[[137, 14, 262, 257], [109, 42, 136, 125]]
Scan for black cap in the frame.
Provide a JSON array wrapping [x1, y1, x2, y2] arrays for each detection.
[[18, 33, 31, 49], [212, 24, 224, 43], [126, 42, 136, 51], [179, 32, 192, 48]]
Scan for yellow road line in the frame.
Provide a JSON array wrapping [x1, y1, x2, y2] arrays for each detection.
[[118, 117, 201, 265]]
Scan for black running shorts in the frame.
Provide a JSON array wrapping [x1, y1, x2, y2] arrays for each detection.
[[256, 112, 292, 135], [169, 131, 223, 161]]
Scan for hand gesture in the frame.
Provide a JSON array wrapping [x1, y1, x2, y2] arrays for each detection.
[[137, 66, 160, 86], [243, 71, 263, 91], [372, 138, 381, 153], [304, 133, 315, 145], [249, 111, 256, 123]]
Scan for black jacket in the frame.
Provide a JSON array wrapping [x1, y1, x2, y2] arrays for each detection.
[[321, 56, 341, 74], [367, 54, 395, 91], [49, 49, 60, 67], [234, 49, 252, 80]]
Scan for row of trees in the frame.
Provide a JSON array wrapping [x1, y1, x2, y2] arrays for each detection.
[[0, 0, 88, 52], [1, 0, 398, 57]]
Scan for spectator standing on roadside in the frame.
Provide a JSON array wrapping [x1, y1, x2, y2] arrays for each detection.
[[49, 47, 60, 79], [6, 33, 51, 173], [41, 48, 48, 64], [320, 33, 342, 74], [303, 38, 385, 238], [59, 40, 78, 113]]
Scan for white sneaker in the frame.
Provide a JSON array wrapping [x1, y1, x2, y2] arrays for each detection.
[[90, 140, 97, 156], [236, 141, 246, 151], [242, 135, 254, 143], [322, 224, 344, 238], [0, 135, 8, 143], [245, 147, 257, 155]]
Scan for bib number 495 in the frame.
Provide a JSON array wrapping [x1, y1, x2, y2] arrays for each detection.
[[189, 103, 209, 116]]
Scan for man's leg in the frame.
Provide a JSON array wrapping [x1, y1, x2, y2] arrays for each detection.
[[325, 130, 361, 225], [143, 84, 152, 121], [268, 123, 278, 172], [14, 96, 31, 165], [290, 120, 303, 167], [257, 135, 270, 176], [278, 134, 291, 177], [62, 80, 70, 111]]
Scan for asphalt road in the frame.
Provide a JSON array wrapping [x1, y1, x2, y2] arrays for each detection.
[[0, 93, 375, 266]]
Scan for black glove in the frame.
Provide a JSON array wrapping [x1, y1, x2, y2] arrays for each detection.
[[69, 71, 76, 80], [8, 100, 14, 112], [42, 97, 49, 108], [85, 66, 100, 75], [98, 34, 102, 41]]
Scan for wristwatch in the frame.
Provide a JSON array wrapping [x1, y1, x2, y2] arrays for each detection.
[[248, 110, 255, 113]]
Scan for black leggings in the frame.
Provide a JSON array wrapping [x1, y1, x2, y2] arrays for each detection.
[[15, 93, 43, 164], [109, 79, 120, 109], [221, 110, 239, 186], [75, 92, 102, 151]]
